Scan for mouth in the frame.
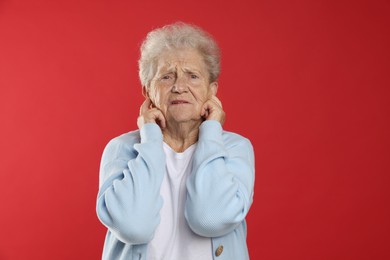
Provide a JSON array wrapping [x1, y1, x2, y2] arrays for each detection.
[[170, 100, 190, 105]]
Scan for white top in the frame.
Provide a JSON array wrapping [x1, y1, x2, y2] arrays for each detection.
[[147, 142, 213, 260]]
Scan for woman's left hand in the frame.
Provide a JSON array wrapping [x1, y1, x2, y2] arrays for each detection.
[[201, 95, 225, 125]]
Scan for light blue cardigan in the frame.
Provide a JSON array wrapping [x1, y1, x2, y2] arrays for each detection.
[[96, 120, 255, 259]]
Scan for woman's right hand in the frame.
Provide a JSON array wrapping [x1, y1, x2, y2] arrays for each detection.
[[137, 98, 166, 130]]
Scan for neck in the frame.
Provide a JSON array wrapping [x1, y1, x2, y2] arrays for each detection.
[[162, 120, 201, 152]]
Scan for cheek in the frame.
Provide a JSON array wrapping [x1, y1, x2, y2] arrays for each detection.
[[189, 84, 211, 102], [194, 89, 211, 103], [150, 88, 168, 108]]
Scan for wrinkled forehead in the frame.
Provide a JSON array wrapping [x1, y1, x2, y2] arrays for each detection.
[[155, 48, 207, 73]]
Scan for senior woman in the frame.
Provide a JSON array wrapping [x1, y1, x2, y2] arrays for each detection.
[[96, 22, 255, 260]]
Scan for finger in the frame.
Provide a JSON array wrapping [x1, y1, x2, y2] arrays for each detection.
[[201, 100, 209, 116], [200, 105, 205, 117], [211, 95, 223, 108], [201, 100, 213, 119], [204, 109, 209, 119], [201, 97, 225, 124], [139, 98, 152, 115], [145, 108, 166, 128]]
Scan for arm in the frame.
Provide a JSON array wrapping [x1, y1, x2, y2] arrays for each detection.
[[96, 123, 165, 245], [185, 120, 255, 237]]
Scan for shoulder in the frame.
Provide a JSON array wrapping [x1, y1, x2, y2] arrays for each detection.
[[221, 130, 255, 170], [102, 130, 141, 158], [109, 130, 141, 146], [222, 130, 253, 150]]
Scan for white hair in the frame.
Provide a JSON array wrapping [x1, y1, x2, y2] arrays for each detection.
[[138, 22, 221, 88]]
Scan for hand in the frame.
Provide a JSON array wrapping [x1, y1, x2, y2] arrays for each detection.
[[201, 95, 225, 125], [137, 98, 166, 130]]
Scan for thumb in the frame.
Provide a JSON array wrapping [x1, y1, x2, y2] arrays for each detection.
[[140, 98, 152, 115]]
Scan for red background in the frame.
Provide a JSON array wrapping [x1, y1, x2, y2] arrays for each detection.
[[1, 0, 389, 259]]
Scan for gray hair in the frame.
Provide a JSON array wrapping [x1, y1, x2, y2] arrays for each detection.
[[138, 22, 221, 88]]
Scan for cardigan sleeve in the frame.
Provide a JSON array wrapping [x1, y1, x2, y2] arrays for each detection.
[[96, 123, 166, 245], [185, 120, 255, 237]]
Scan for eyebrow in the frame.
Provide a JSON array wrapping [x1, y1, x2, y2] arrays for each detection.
[[164, 67, 202, 74], [182, 68, 202, 74], [157, 64, 204, 77]]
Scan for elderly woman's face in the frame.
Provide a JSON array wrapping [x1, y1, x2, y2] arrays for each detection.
[[147, 48, 217, 124]]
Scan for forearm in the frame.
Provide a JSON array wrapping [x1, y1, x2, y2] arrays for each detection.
[[185, 120, 255, 237], [96, 123, 166, 244]]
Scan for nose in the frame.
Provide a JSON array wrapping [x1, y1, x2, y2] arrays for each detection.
[[171, 75, 188, 93]]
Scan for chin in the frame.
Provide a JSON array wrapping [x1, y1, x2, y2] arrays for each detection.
[[169, 115, 201, 124]]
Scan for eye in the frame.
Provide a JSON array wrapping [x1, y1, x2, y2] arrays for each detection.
[[160, 74, 175, 81], [190, 74, 199, 79]]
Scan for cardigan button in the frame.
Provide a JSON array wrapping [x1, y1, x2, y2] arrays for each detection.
[[215, 245, 223, 257]]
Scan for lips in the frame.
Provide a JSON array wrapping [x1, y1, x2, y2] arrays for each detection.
[[170, 100, 190, 105]]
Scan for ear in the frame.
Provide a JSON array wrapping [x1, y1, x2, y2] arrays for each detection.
[[142, 86, 149, 98], [210, 82, 218, 96]]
